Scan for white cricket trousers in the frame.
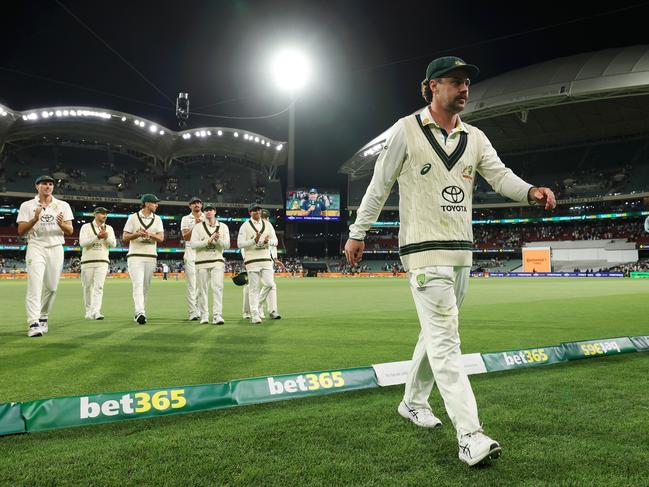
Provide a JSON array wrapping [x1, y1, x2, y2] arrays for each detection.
[[81, 264, 108, 318], [127, 260, 156, 316], [184, 259, 198, 317], [197, 267, 224, 319], [25, 244, 64, 324], [247, 268, 275, 320], [242, 282, 278, 316], [403, 266, 481, 438], [242, 284, 249, 315]]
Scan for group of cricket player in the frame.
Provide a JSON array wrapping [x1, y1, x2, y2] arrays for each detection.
[[16, 176, 281, 336]]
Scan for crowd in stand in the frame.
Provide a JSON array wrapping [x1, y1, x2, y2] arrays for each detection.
[[472, 220, 647, 248], [0, 257, 24, 273], [330, 258, 369, 274], [282, 257, 303, 275], [604, 259, 649, 275], [471, 257, 512, 271]]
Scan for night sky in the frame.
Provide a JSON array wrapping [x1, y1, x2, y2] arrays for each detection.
[[3, 1, 649, 190]]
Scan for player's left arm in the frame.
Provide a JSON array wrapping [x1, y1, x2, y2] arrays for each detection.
[[188, 226, 207, 249], [107, 226, 117, 248], [217, 224, 231, 250], [267, 225, 278, 247], [476, 129, 556, 210], [275, 255, 287, 272], [57, 204, 74, 236], [237, 226, 256, 249]]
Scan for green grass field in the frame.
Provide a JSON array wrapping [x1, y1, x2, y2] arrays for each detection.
[[1, 277, 649, 486]]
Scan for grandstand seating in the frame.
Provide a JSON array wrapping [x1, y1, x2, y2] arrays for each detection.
[[1, 145, 283, 205]]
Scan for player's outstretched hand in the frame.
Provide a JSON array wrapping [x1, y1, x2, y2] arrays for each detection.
[[529, 187, 556, 210], [344, 239, 365, 266]]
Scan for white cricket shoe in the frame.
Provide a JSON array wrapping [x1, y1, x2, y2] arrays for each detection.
[[94, 314, 105, 320], [212, 315, 225, 325], [39, 319, 48, 334], [458, 431, 502, 467], [269, 311, 281, 320], [200, 317, 209, 324], [189, 313, 200, 321], [242, 313, 251, 320], [398, 401, 442, 428], [84, 313, 92, 320], [27, 323, 43, 337], [251, 317, 262, 324]]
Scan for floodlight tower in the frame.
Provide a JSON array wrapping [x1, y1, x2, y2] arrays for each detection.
[[271, 49, 311, 188]]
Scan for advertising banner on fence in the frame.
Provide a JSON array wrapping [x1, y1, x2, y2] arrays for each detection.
[[482, 346, 566, 372], [3, 336, 647, 437], [0, 403, 25, 436], [630, 272, 649, 279], [629, 335, 649, 351], [561, 337, 636, 360], [372, 354, 487, 387], [20, 367, 378, 433], [522, 247, 551, 272], [483, 272, 624, 278]]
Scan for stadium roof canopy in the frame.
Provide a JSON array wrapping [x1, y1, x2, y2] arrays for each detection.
[[0, 105, 287, 171], [340, 45, 649, 180]]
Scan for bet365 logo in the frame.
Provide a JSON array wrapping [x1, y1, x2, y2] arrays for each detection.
[[267, 372, 345, 395], [80, 389, 186, 419], [502, 349, 549, 366]]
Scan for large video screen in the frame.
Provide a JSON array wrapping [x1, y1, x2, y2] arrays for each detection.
[[286, 188, 340, 221]]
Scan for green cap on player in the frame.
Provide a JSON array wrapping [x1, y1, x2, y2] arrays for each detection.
[[189, 196, 202, 204], [93, 207, 109, 214], [248, 202, 262, 212], [35, 175, 55, 185], [203, 202, 216, 211], [140, 194, 160, 204], [425, 56, 479, 81]]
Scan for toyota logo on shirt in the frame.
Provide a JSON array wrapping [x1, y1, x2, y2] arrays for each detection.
[[441, 186, 465, 204], [41, 214, 55, 223]]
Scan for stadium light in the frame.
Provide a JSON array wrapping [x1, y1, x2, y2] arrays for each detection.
[[271, 48, 311, 93], [270, 47, 310, 187], [234, 132, 239, 137]]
